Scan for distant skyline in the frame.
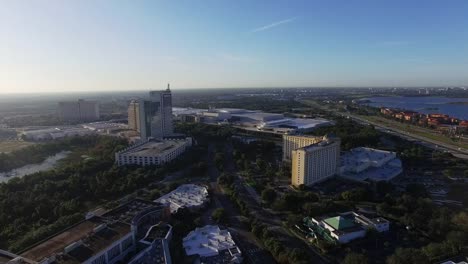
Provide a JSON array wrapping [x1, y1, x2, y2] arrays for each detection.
[[1, 0, 468, 93]]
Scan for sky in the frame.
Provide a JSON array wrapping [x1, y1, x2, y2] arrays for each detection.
[[1, 0, 468, 93]]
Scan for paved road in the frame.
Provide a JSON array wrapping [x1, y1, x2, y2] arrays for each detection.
[[223, 142, 330, 264], [348, 114, 468, 158], [301, 100, 468, 159]]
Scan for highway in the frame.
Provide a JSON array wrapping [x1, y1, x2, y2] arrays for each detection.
[[300, 100, 468, 159], [346, 113, 468, 159]]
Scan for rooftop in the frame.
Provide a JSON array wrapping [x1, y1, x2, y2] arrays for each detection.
[[324, 216, 355, 231], [20, 217, 130, 263], [155, 184, 209, 213], [101, 198, 163, 225], [340, 147, 396, 168], [182, 225, 239, 258], [338, 147, 402, 182], [120, 139, 187, 157]]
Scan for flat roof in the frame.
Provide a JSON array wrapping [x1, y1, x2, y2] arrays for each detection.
[[340, 147, 396, 168], [20, 217, 104, 262], [102, 198, 162, 224], [122, 140, 186, 157], [64, 222, 130, 263]]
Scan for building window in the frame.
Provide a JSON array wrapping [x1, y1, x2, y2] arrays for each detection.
[[121, 236, 133, 251], [107, 244, 121, 261], [91, 254, 106, 264]]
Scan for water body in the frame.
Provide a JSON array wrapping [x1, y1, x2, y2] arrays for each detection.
[[363, 96, 468, 120], [0, 151, 70, 183]]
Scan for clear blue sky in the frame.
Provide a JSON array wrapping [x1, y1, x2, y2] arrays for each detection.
[[1, 0, 467, 93]]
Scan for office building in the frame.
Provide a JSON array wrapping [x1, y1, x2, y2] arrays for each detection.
[[139, 85, 173, 140], [128, 100, 140, 132], [182, 225, 242, 264], [291, 135, 340, 186], [282, 135, 323, 161], [3, 199, 170, 264], [58, 99, 100, 122], [115, 138, 192, 167]]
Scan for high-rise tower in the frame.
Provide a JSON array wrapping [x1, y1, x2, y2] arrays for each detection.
[[128, 100, 140, 132], [139, 84, 173, 140]]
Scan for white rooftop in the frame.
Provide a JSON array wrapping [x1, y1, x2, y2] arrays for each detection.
[[155, 184, 208, 213], [182, 225, 239, 258], [338, 147, 402, 182]]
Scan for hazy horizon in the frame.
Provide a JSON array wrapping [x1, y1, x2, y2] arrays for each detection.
[[1, 0, 468, 93]]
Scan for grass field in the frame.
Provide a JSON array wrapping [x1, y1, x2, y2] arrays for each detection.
[[0, 140, 35, 153]]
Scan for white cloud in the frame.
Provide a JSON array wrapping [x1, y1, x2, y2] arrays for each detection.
[[251, 17, 296, 33]]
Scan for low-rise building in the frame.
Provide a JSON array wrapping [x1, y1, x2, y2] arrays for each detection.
[[115, 138, 192, 167], [182, 225, 242, 264], [128, 223, 173, 264], [155, 184, 209, 213], [338, 147, 402, 182], [3, 199, 170, 264], [305, 211, 389, 244], [21, 127, 94, 141]]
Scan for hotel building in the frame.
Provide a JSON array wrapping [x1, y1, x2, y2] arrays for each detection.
[[282, 134, 323, 161], [291, 135, 340, 186], [58, 99, 100, 122]]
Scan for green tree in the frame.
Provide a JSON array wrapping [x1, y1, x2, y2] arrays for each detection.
[[342, 252, 368, 264], [212, 208, 226, 223], [261, 188, 277, 204], [386, 248, 428, 264]]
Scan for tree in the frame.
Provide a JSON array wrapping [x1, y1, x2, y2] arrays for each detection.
[[343, 252, 368, 264], [212, 208, 226, 223], [452, 211, 468, 232], [442, 169, 453, 178], [386, 248, 428, 264], [261, 188, 277, 204]]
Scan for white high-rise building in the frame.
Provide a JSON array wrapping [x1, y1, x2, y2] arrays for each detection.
[[57, 99, 100, 122], [139, 84, 174, 140], [291, 135, 341, 186]]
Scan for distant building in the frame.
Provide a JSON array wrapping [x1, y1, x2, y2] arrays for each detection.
[[172, 107, 334, 134], [128, 100, 140, 132], [58, 99, 100, 122], [304, 211, 389, 244], [155, 184, 209, 213], [4, 199, 170, 264], [182, 225, 242, 264], [139, 85, 173, 140], [115, 138, 192, 167], [21, 127, 94, 141], [282, 134, 323, 161], [338, 147, 402, 182], [291, 135, 341, 187]]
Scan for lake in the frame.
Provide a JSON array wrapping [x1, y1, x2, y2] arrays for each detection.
[[363, 96, 468, 120], [0, 151, 70, 183]]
